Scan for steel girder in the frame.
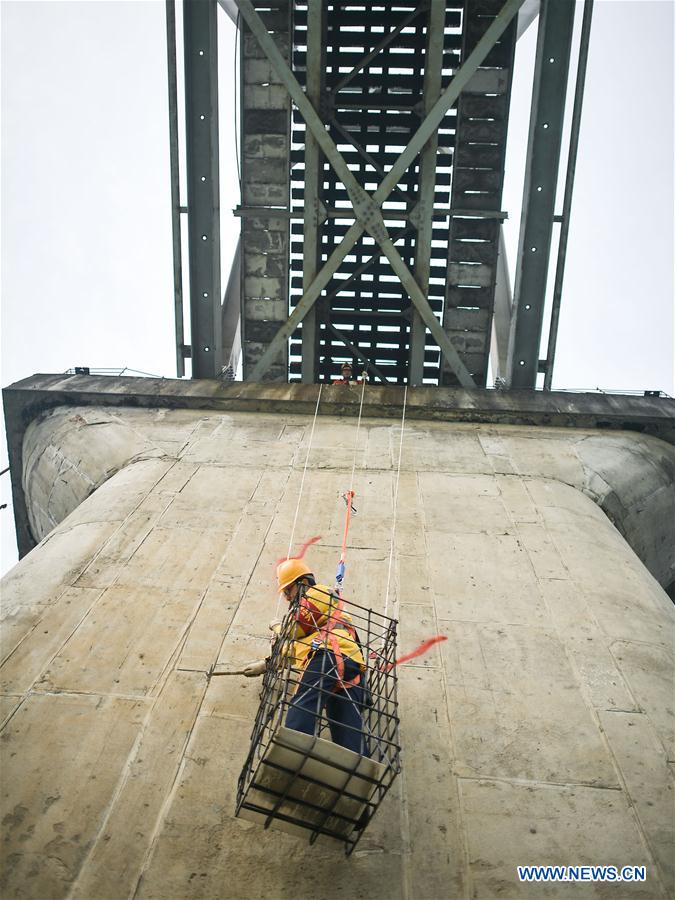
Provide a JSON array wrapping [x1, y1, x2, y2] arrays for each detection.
[[409, 0, 448, 386], [299, 0, 324, 383], [166, 0, 186, 377], [183, 0, 223, 378], [490, 227, 513, 381], [507, 0, 575, 388], [543, 0, 594, 390], [442, 0, 517, 387], [222, 235, 242, 374], [235, 0, 525, 385]]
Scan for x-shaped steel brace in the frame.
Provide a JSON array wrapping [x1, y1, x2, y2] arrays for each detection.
[[229, 0, 526, 385]]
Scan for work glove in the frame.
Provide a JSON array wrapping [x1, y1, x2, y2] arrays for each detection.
[[268, 619, 283, 636], [243, 659, 267, 678]]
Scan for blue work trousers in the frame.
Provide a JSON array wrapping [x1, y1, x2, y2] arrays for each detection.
[[286, 650, 368, 756]]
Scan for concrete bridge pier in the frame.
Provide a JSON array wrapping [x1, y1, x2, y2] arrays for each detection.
[[1, 376, 674, 899]]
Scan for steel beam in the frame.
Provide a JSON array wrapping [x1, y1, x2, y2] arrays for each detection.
[[378, 239, 476, 388], [490, 227, 513, 381], [507, 0, 575, 389], [222, 235, 241, 374], [544, 0, 594, 391], [245, 0, 526, 381], [410, 0, 447, 386], [517, 0, 540, 39], [325, 323, 389, 384], [233, 0, 380, 231], [322, 225, 414, 308], [218, 0, 238, 25], [328, 118, 413, 206], [165, 0, 185, 377], [300, 0, 324, 383], [374, 0, 525, 205], [184, 0, 222, 378], [331, 4, 427, 95]]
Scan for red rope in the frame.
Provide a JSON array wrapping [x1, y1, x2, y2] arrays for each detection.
[[395, 635, 447, 666], [276, 535, 322, 566], [374, 635, 448, 671], [339, 491, 355, 563]]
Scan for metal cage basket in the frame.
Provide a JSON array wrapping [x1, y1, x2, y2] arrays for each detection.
[[235, 587, 401, 854]]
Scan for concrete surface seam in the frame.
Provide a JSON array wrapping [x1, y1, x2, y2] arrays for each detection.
[[168, 588, 219, 680], [455, 774, 623, 791], [107, 409, 178, 458], [422, 466, 473, 900], [388, 460, 412, 900], [129, 680, 210, 900], [384, 390, 407, 621], [593, 717, 670, 898], [0, 695, 29, 733], [27, 688, 153, 702], [605, 641, 649, 714], [396, 764, 414, 900], [41, 454, 91, 536], [151, 624, 199, 698], [540, 526, 642, 709], [75, 675, 208, 900], [535, 560, 642, 748], [65, 693, 163, 900], [535, 558, 667, 889], [7, 588, 106, 695], [454, 779, 477, 900], [200, 711, 250, 723], [27, 457, 188, 705], [64, 456, 180, 588], [0, 580, 101, 668], [169, 414, 203, 458], [210, 464, 292, 670]]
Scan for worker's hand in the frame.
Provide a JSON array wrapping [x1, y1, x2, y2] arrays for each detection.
[[243, 659, 267, 678], [268, 618, 283, 636]]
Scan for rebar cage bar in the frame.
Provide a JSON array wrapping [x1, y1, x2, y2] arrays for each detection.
[[236, 587, 401, 854]]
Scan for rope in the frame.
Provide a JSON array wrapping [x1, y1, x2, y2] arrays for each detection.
[[335, 374, 368, 591], [348, 374, 368, 497], [383, 385, 407, 620], [287, 385, 323, 559], [276, 386, 323, 616]]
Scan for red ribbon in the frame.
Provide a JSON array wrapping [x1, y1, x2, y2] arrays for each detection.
[[373, 634, 448, 670], [394, 635, 447, 666], [276, 535, 322, 566]]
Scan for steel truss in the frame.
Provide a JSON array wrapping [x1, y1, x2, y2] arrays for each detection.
[[235, 0, 522, 385]]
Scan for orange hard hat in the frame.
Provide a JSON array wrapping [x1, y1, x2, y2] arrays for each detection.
[[277, 558, 313, 592]]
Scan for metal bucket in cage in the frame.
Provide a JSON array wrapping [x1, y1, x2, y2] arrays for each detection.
[[235, 588, 401, 854]]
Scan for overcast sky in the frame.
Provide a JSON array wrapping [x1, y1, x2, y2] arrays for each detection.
[[1, 0, 673, 573]]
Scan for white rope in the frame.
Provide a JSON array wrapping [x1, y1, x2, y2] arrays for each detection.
[[333, 374, 369, 594], [347, 374, 368, 497], [276, 385, 323, 618], [383, 386, 407, 620], [287, 384, 323, 558]]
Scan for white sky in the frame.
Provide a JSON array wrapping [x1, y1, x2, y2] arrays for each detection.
[[1, 0, 673, 573]]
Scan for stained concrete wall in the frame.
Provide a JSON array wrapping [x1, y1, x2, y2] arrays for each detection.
[[1, 404, 674, 899]]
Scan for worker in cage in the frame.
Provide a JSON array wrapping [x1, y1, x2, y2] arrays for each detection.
[[244, 558, 369, 757]]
